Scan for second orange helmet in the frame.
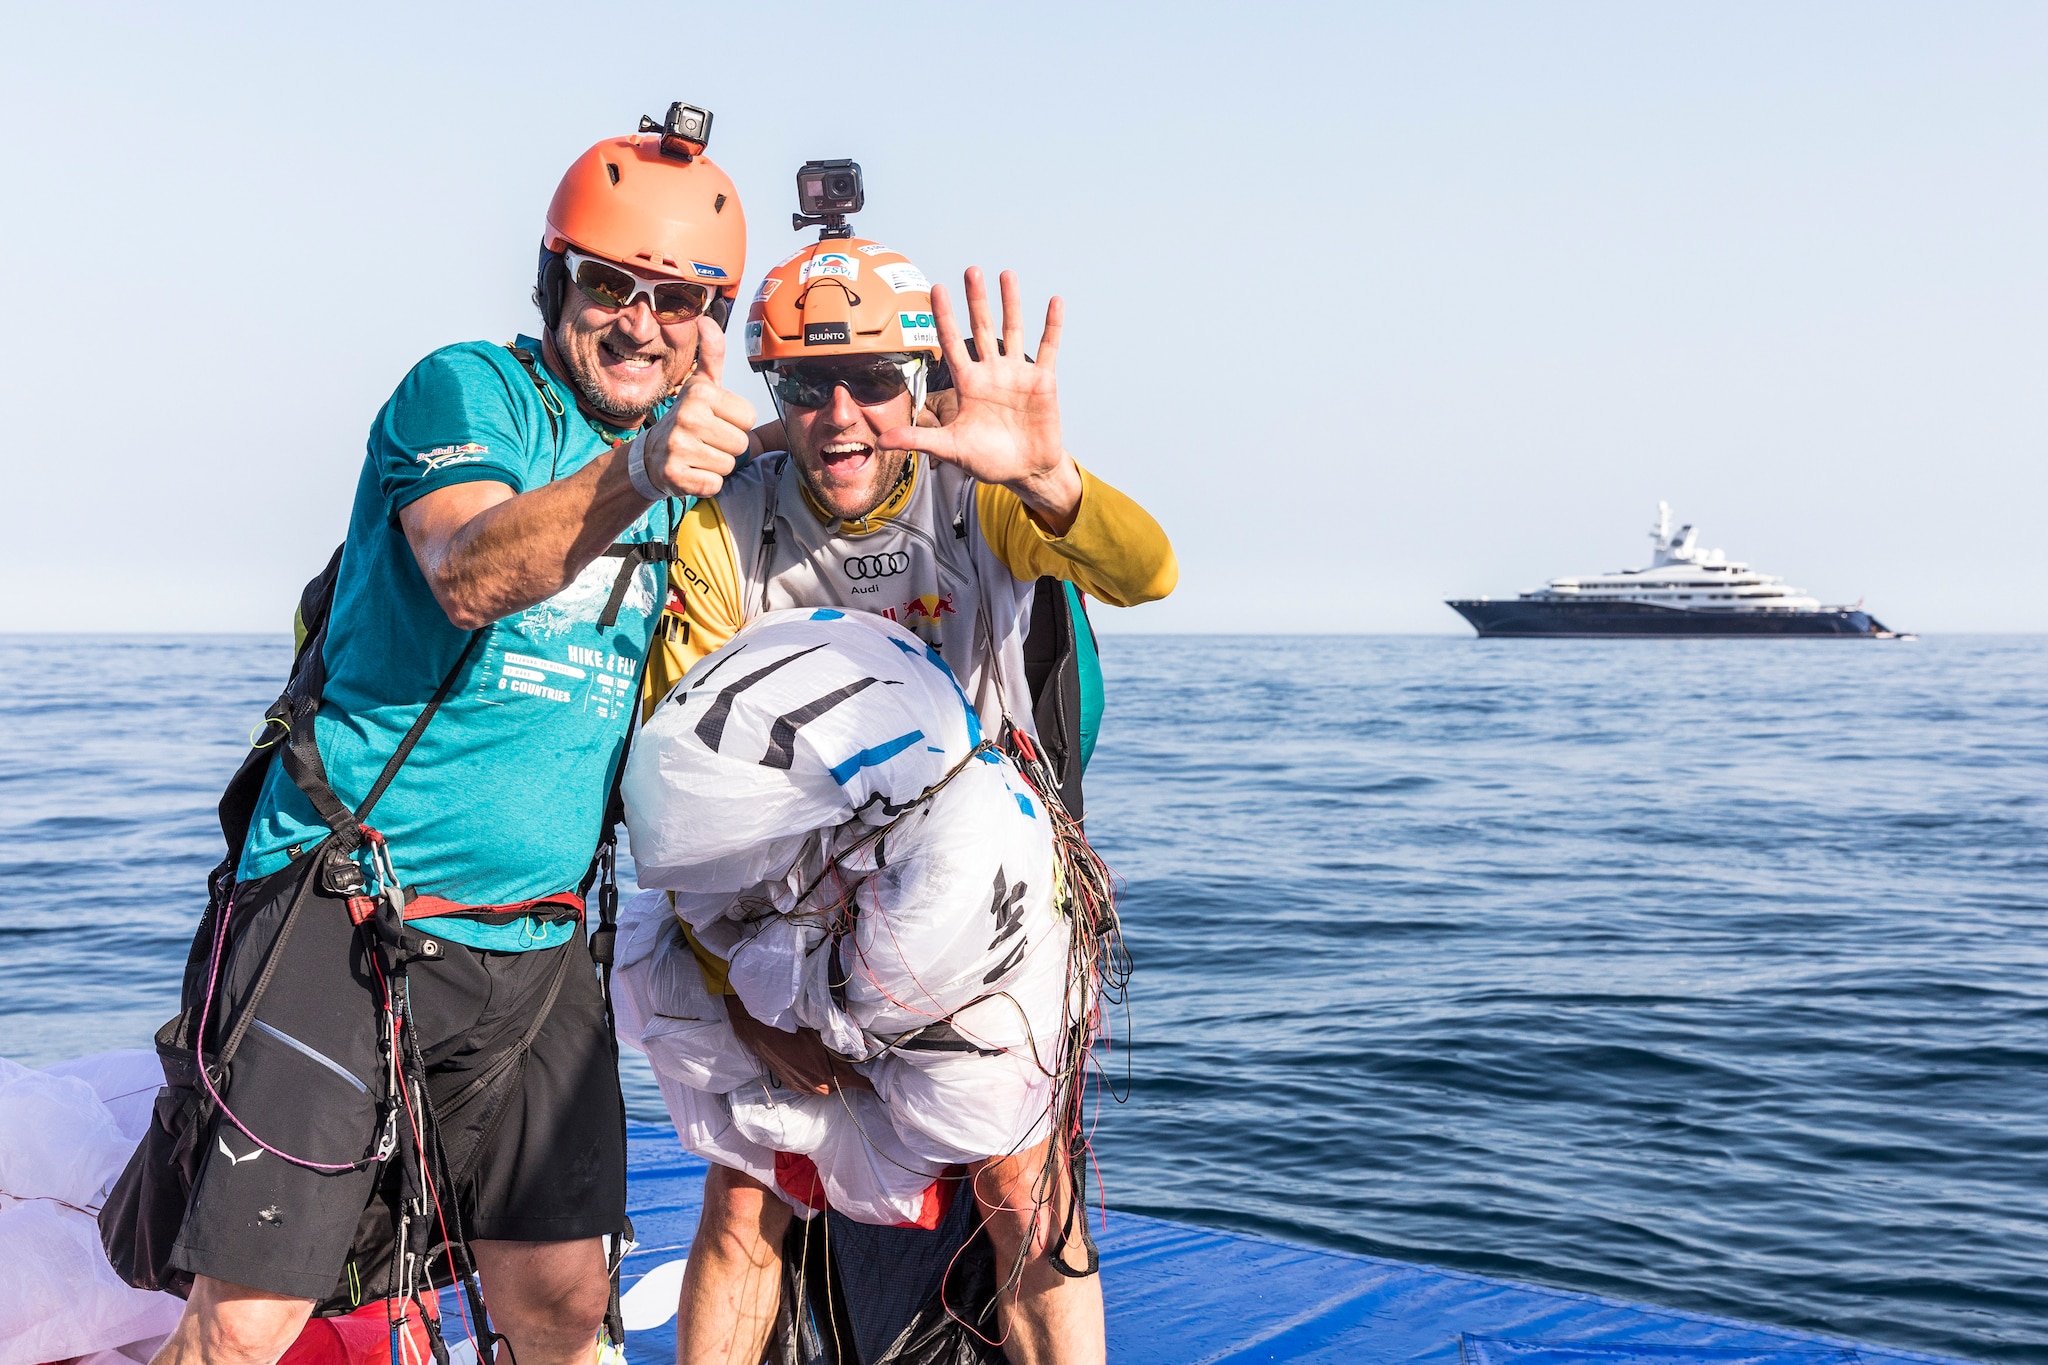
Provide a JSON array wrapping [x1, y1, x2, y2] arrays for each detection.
[[745, 238, 941, 370]]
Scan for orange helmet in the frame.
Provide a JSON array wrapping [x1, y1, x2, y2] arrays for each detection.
[[744, 237, 940, 371], [542, 130, 746, 306]]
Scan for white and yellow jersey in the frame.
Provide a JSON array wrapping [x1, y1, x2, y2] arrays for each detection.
[[643, 453, 1177, 736]]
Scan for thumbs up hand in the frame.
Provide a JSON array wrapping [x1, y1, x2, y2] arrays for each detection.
[[642, 314, 756, 499]]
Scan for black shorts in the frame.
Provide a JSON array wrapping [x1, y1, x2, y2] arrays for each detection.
[[168, 856, 626, 1302]]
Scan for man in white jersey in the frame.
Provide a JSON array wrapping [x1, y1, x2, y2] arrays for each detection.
[[632, 241, 1175, 1364]]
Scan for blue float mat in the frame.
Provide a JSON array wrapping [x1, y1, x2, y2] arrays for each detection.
[[611, 1124, 1965, 1365]]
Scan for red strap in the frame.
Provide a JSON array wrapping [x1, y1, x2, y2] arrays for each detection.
[[400, 891, 586, 923]]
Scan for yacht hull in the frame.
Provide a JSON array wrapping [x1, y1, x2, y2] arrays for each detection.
[[1446, 599, 1895, 638]]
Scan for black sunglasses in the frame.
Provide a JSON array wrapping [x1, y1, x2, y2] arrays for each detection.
[[769, 356, 922, 409]]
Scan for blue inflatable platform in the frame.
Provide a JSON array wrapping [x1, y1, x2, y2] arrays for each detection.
[[611, 1124, 1966, 1365]]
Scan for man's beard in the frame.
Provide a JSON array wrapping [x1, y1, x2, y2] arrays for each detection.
[[794, 441, 915, 522], [555, 327, 676, 425]]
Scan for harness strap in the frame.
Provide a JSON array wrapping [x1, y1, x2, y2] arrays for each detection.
[[505, 345, 564, 445], [358, 633, 483, 824], [397, 890, 585, 924], [279, 691, 362, 853], [282, 632, 483, 854], [755, 454, 787, 617], [595, 540, 675, 628]]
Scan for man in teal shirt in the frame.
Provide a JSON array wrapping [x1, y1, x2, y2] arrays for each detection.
[[152, 124, 756, 1365]]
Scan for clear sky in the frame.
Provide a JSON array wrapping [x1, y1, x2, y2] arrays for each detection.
[[2, 2, 2042, 633]]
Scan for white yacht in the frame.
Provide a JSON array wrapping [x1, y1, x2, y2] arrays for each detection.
[[1447, 503, 1904, 637]]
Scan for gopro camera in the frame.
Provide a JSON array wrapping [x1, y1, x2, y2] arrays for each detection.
[[796, 159, 864, 217], [640, 102, 712, 161]]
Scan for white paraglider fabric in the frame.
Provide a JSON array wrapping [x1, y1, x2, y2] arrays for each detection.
[[619, 609, 1071, 1225], [0, 1051, 185, 1365]]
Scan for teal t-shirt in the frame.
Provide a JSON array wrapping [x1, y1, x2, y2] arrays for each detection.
[[239, 336, 675, 950]]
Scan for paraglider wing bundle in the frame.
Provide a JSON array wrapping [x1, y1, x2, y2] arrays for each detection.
[[618, 610, 1078, 1225]]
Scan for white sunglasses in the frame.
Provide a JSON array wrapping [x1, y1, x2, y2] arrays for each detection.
[[563, 249, 716, 323]]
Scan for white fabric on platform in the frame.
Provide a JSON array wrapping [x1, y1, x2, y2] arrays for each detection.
[[0, 1053, 184, 1365]]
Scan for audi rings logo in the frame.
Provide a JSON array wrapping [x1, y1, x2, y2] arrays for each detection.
[[843, 551, 910, 580]]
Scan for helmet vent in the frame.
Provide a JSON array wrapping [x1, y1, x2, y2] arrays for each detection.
[[605, 162, 620, 186]]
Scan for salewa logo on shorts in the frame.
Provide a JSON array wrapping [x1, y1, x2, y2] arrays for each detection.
[[843, 551, 910, 581], [804, 322, 850, 347], [217, 1135, 261, 1166], [416, 442, 488, 471]]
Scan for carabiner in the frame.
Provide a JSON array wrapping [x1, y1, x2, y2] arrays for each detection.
[[363, 830, 406, 923], [372, 1104, 399, 1162]]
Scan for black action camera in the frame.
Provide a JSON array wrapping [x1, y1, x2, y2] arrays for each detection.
[[640, 102, 712, 161], [797, 159, 864, 216], [793, 159, 863, 238]]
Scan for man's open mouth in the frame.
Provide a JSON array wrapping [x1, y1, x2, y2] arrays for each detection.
[[820, 441, 874, 471], [599, 336, 663, 371]]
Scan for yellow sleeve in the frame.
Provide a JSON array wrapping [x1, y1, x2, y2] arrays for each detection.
[[642, 496, 746, 719], [974, 464, 1178, 607]]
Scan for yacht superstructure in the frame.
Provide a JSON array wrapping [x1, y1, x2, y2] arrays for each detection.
[[1447, 504, 1902, 637]]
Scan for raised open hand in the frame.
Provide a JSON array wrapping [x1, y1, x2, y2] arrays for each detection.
[[877, 268, 1083, 531]]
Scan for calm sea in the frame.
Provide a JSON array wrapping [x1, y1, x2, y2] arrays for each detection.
[[2, 635, 2041, 1362]]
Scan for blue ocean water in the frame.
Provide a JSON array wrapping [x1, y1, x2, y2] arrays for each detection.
[[1, 635, 2042, 1362]]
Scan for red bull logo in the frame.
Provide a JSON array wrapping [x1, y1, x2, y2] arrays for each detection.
[[900, 593, 955, 626]]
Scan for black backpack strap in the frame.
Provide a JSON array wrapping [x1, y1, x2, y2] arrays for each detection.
[[279, 630, 484, 869], [293, 544, 346, 653], [1020, 576, 1086, 820], [754, 454, 789, 617], [358, 631, 484, 824], [594, 539, 676, 628], [218, 546, 347, 864]]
